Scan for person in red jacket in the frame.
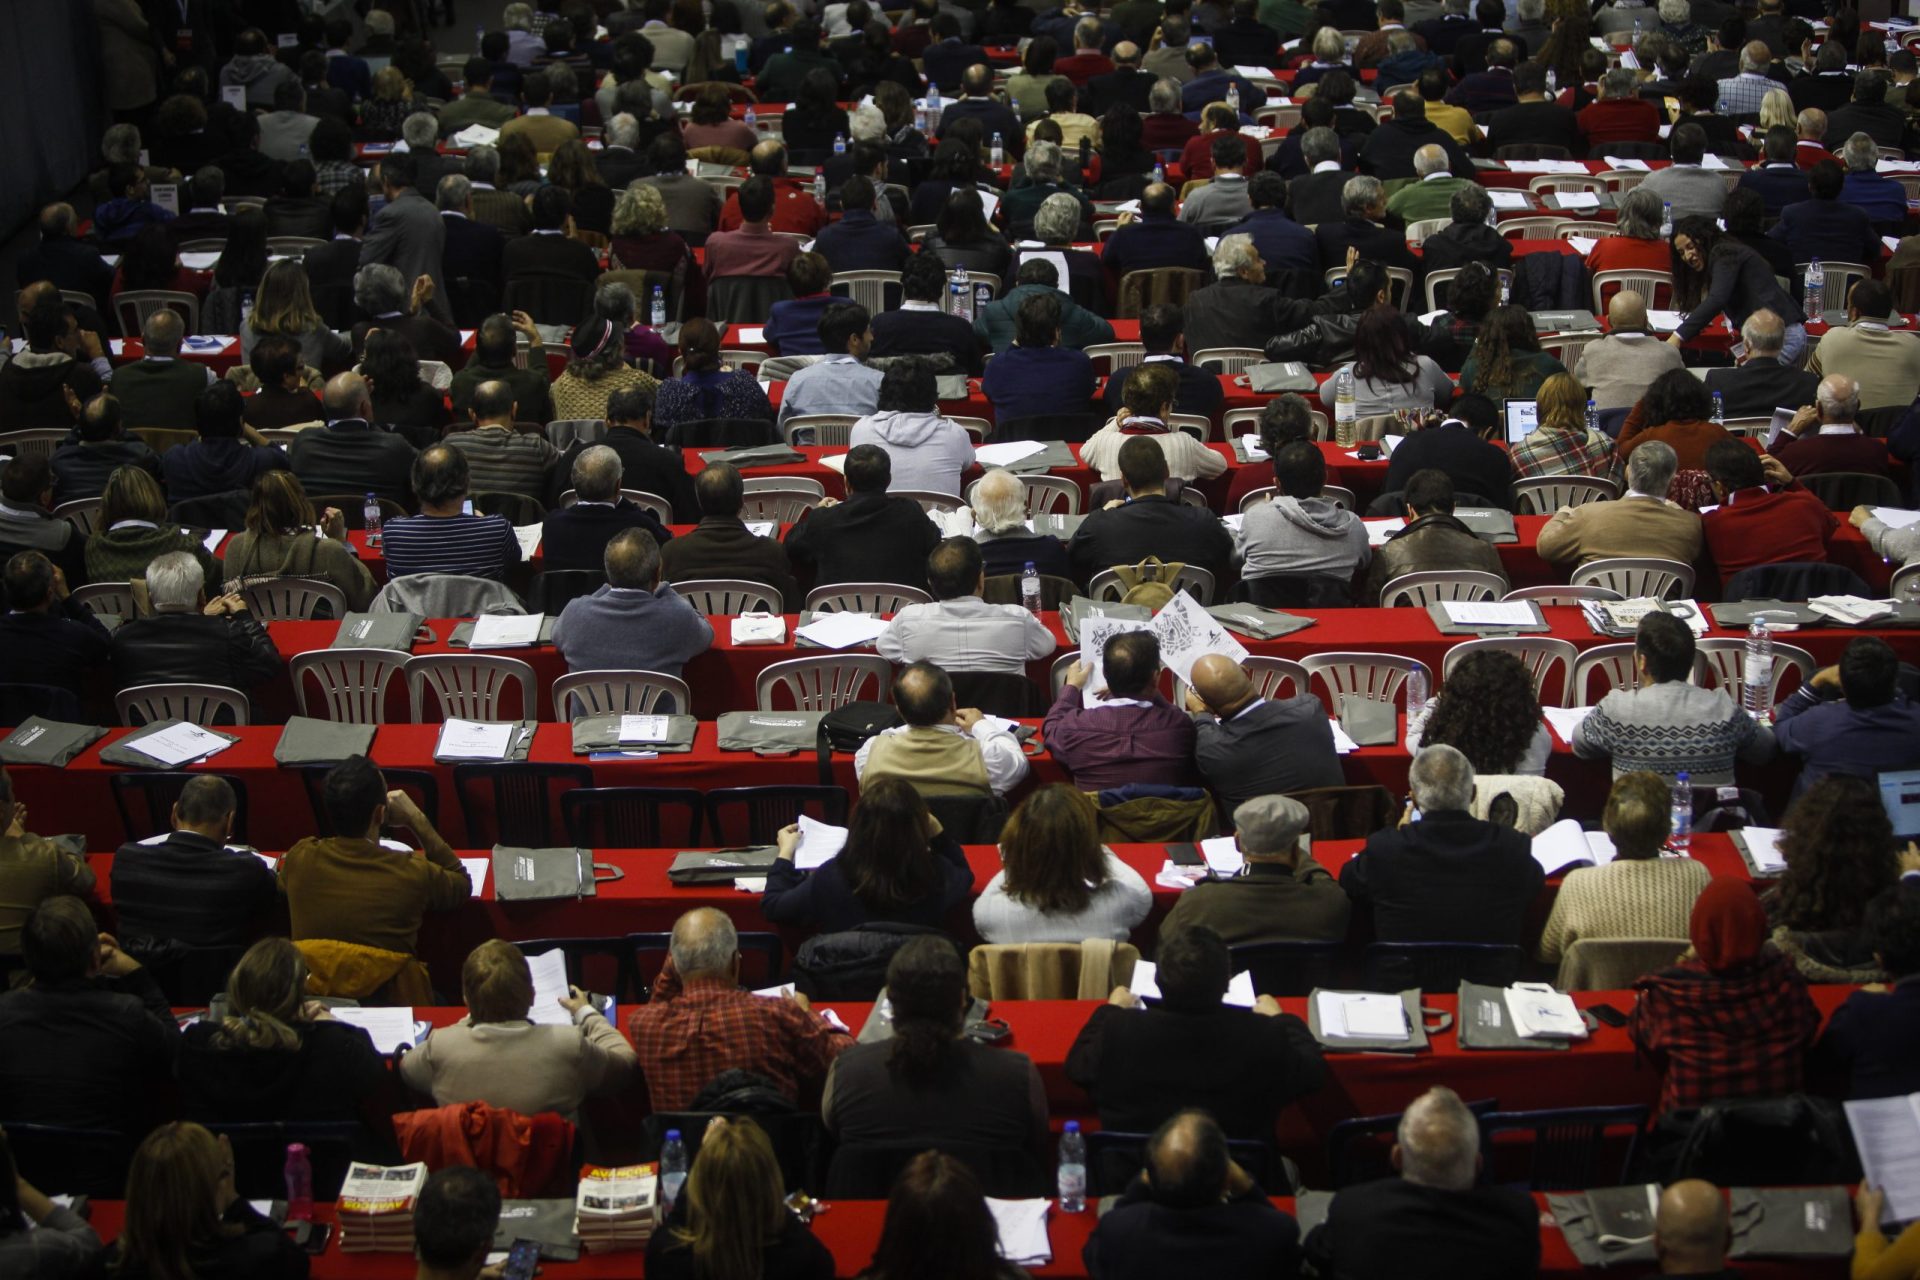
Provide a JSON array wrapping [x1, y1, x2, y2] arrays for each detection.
[[716, 140, 826, 235], [1769, 374, 1894, 478], [1700, 437, 1837, 574], [1577, 67, 1663, 151]]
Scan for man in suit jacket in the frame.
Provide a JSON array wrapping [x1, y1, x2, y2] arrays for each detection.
[[1285, 127, 1355, 227], [1222, 173, 1319, 278], [1737, 127, 1815, 214], [1358, 96, 1472, 181], [871, 251, 986, 375], [303, 187, 366, 329], [289, 373, 419, 506], [1160, 796, 1351, 947], [1306, 1086, 1541, 1279], [1066, 926, 1328, 1144], [1447, 33, 1520, 109], [1067, 437, 1235, 585], [1184, 657, 1342, 814], [812, 176, 909, 273], [1485, 62, 1581, 154], [935, 65, 1024, 159], [436, 174, 507, 324], [108, 776, 277, 948], [1789, 42, 1855, 114], [1082, 43, 1156, 114], [360, 151, 452, 325], [1810, 279, 1920, 411], [1810, 886, 1920, 1100], [463, 144, 536, 239], [1702, 309, 1820, 419], [784, 444, 942, 589], [595, 114, 647, 190], [1313, 179, 1420, 283], [1340, 744, 1543, 944], [502, 185, 602, 303], [1182, 239, 1322, 364], [1537, 440, 1703, 567], [499, 70, 582, 158], [540, 444, 674, 573], [1827, 72, 1908, 151], [16, 204, 115, 319], [660, 462, 803, 610], [559, 386, 697, 519], [1770, 158, 1881, 266], [437, 58, 519, 136], [348, 264, 463, 371], [1101, 303, 1224, 419], [1101, 183, 1213, 293]]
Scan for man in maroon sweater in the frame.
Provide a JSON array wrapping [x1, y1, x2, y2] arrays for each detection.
[[1042, 629, 1196, 790], [1770, 374, 1894, 478], [1700, 437, 1837, 575]]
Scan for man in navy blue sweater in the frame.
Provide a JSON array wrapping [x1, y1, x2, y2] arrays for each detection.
[[812, 176, 910, 273], [980, 291, 1098, 426]]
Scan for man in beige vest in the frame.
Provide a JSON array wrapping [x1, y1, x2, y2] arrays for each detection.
[[854, 661, 1030, 797], [1535, 439, 1703, 568]]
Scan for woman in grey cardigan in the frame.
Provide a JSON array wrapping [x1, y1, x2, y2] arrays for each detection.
[[973, 785, 1151, 944]]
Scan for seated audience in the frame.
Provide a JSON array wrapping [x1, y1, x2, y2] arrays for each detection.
[[973, 785, 1152, 942], [764, 775, 975, 930], [1184, 653, 1344, 812], [449, 312, 552, 426], [1810, 278, 1920, 412], [1068, 437, 1234, 586], [108, 775, 275, 951], [1160, 795, 1350, 945], [222, 472, 377, 610], [1575, 292, 1686, 415], [553, 529, 714, 685], [1701, 437, 1836, 574], [0, 454, 87, 586], [1460, 303, 1567, 402], [551, 316, 659, 423], [1775, 637, 1920, 799], [661, 462, 803, 609], [540, 443, 672, 572], [1382, 399, 1515, 509], [1537, 440, 1701, 567], [785, 443, 942, 589], [1813, 886, 1920, 1100], [1100, 303, 1225, 421], [0, 1127, 98, 1272], [648, 1116, 836, 1280], [1410, 648, 1552, 776], [1513, 372, 1619, 482], [1703, 309, 1819, 421], [975, 257, 1115, 355], [1044, 630, 1196, 789], [876, 539, 1056, 676], [411, 1167, 510, 1280], [0, 550, 109, 697], [109, 550, 282, 697], [969, 467, 1073, 580], [1617, 367, 1738, 473], [0, 294, 105, 431], [161, 381, 291, 504], [112, 310, 216, 433], [847, 358, 975, 497], [778, 302, 885, 425], [52, 392, 162, 506], [870, 251, 988, 373], [651, 319, 777, 444], [763, 251, 838, 357], [1239, 441, 1370, 599], [287, 372, 419, 507], [443, 379, 560, 500], [1084, 363, 1225, 486], [380, 445, 523, 581], [980, 290, 1098, 424], [1364, 468, 1509, 604], [1320, 309, 1454, 418], [1761, 775, 1900, 982], [1770, 375, 1892, 478]]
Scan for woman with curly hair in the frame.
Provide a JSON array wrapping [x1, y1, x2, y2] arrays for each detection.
[[1409, 648, 1552, 775], [547, 139, 612, 236], [1615, 365, 1734, 472], [610, 183, 705, 319], [1763, 775, 1902, 980], [1460, 303, 1567, 400], [973, 785, 1151, 943], [1668, 213, 1806, 361]]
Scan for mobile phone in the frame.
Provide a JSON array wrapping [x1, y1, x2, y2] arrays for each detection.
[[290, 1220, 332, 1254], [1587, 1002, 1628, 1028], [501, 1239, 541, 1280]]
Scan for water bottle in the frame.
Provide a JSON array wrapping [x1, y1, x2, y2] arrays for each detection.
[[1404, 664, 1429, 723], [1669, 771, 1693, 853], [1057, 1121, 1087, 1213], [1499, 274, 1510, 304], [661, 1130, 688, 1214], [813, 170, 826, 204], [284, 1143, 313, 1222], [1711, 389, 1724, 426], [651, 285, 667, 328], [1805, 257, 1824, 311], [834, 132, 847, 156], [950, 264, 973, 321], [475, 23, 485, 53], [916, 98, 930, 133], [1586, 398, 1599, 435], [1545, 67, 1557, 95], [1226, 82, 1241, 114], [1333, 367, 1357, 446], [1659, 200, 1673, 239], [735, 39, 750, 73], [1744, 619, 1773, 723], [1153, 159, 1166, 186], [744, 104, 757, 130], [926, 83, 941, 133], [1021, 560, 1042, 615], [990, 131, 1004, 166], [363, 492, 383, 547]]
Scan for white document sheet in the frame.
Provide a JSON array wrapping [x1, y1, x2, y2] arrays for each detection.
[[1603, 157, 1652, 171], [1553, 191, 1601, 211], [1872, 507, 1920, 529], [745, 521, 777, 538], [332, 1006, 420, 1053], [1568, 236, 1598, 255], [1234, 434, 1268, 459], [1150, 590, 1248, 686], [1364, 518, 1405, 547], [1132, 960, 1255, 1007], [1531, 817, 1616, 875], [461, 858, 490, 897], [1541, 705, 1594, 746], [1846, 1095, 1920, 1226], [201, 529, 228, 554], [975, 440, 1047, 467], [731, 325, 766, 344], [179, 250, 221, 271], [987, 1199, 1053, 1266], [1328, 720, 1359, 754], [468, 613, 544, 649], [1739, 827, 1788, 873], [1647, 310, 1686, 332], [819, 453, 848, 474], [513, 525, 543, 560], [979, 188, 1001, 220], [1506, 983, 1589, 1038], [1315, 991, 1408, 1038], [1700, 153, 1731, 170], [1077, 614, 1155, 700], [794, 611, 889, 649], [1442, 601, 1538, 629], [1199, 835, 1244, 875], [1488, 189, 1532, 210], [130, 722, 232, 766], [435, 718, 516, 760], [524, 948, 574, 1025], [619, 714, 673, 743], [794, 814, 849, 869]]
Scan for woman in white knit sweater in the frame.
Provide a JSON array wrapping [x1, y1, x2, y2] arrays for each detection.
[[972, 785, 1151, 944], [1537, 771, 1711, 967]]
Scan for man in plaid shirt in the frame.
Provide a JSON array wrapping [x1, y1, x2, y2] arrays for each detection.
[[1629, 879, 1821, 1116], [1716, 41, 1782, 116], [628, 908, 852, 1111]]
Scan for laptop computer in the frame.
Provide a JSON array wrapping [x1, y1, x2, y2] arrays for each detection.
[[1531, 309, 1601, 334], [1879, 769, 1920, 838], [1502, 398, 1539, 448]]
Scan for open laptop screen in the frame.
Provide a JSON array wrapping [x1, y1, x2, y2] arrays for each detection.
[[1503, 399, 1538, 448], [1880, 769, 1920, 838]]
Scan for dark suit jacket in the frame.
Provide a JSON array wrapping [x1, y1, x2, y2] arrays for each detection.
[[1222, 208, 1319, 275], [871, 307, 987, 374], [1101, 356, 1225, 418], [1101, 216, 1214, 287], [440, 212, 508, 308], [109, 830, 279, 948], [1285, 169, 1351, 228], [1769, 198, 1881, 272], [922, 38, 990, 91], [575, 425, 699, 521], [596, 144, 645, 191], [1183, 278, 1313, 358], [302, 236, 362, 327], [110, 613, 284, 694], [1827, 100, 1907, 150], [1486, 99, 1582, 154], [1736, 162, 1813, 215], [660, 516, 803, 609], [1306, 1177, 1541, 1280], [16, 238, 116, 317], [1315, 217, 1420, 279], [1193, 694, 1344, 813], [1340, 809, 1544, 944], [1813, 981, 1920, 1101], [1415, 13, 1478, 54], [539, 498, 673, 573], [0, 602, 111, 695], [50, 438, 161, 504], [1702, 357, 1820, 420], [1085, 1183, 1301, 1280], [1789, 70, 1855, 114], [1083, 66, 1157, 115], [936, 97, 1024, 158], [288, 417, 418, 506], [812, 210, 909, 273], [1067, 495, 1236, 584], [784, 491, 942, 589], [350, 310, 462, 372], [1383, 423, 1513, 507], [1066, 1002, 1327, 1142], [1358, 119, 1471, 180], [503, 231, 603, 286]]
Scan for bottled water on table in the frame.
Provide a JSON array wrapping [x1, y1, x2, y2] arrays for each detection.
[[1333, 367, 1357, 446], [661, 1130, 688, 1213], [1743, 620, 1773, 723], [1804, 257, 1824, 310], [1670, 772, 1693, 852], [1659, 201, 1673, 238], [650, 285, 667, 328], [1058, 1121, 1087, 1212], [991, 131, 1004, 166], [1021, 561, 1042, 615], [1711, 390, 1724, 425], [1404, 665, 1429, 722], [284, 1143, 313, 1222], [1586, 398, 1598, 434], [363, 493, 383, 548]]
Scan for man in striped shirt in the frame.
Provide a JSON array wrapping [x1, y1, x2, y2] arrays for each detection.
[[381, 444, 522, 581]]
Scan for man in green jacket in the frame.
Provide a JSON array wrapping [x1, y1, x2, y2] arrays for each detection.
[[973, 259, 1117, 354]]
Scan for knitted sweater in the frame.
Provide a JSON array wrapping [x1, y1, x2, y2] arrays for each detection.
[[971, 851, 1154, 944], [1572, 680, 1774, 785], [1536, 856, 1712, 964]]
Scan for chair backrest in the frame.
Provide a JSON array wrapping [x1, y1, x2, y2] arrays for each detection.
[[50, 497, 103, 536], [1570, 557, 1695, 600], [561, 785, 706, 848], [1556, 937, 1688, 990], [1191, 346, 1266, 374], [804, 583, 933, 614], [704, 784, 850, 844], [551, 669, 693, 718], [1230, 940, 1346, 998], [1299, 652, 1432, 711], [966, 941, 1141, 1000], [1364, 940, 1525, 992], [782, 413, 860, 448], [737, 486, 821, 523], [556, 487, 674, 523], [1441, 637, 1579, 708], [755, 655, 892, 711], [1287, 784, 1402, 840], [965, 472, 1081, 516], [115, 682, 251, 727], [1569, 641, 1642, 707], [1404, 217, 1451, 247], [71, 581, 138, 620], [0, 682, 82, 728], [1798, 470, 1904, 511], [452, 762, 595, 847], [1503, 584, 1623, 606], [1083, 342, 1147, 376], [892, 488, 966, 516], [1378, 569, 1507, 608], [503, 273, 596, 326], [1797, 259, 1870, 313], [470, 489, 545, 525], [1590, 268, 1673, 312], [671, 578, 784, 614], [405, 654, 537, 721], [1693, 637, 1816, 705], [0, 428, 72, 467], [1476, 1106, 1649, 1191], [1511, 475, 1620, 514], [240, 576, 348, 621], [290, 648, 410, 724], [526, 569, 607, 614], [1115, 266, 1206, 318], [114, 288, 200, 336], [1088, 562, 1215, 604], [829, 269, 901, 313]]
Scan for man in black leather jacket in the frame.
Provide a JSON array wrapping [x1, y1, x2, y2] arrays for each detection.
[[109, 550, 283, 701], [1264, 259, 1449, 369]]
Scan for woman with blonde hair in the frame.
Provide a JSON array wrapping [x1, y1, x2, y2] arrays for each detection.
[[221, 472, 378, 610], [611, 182, 705, 318], [646, 1117, 834, 1280], [1758, 87, 1796, 132], [358, 65, 415, 139], [398, 938, 637, 1121], [242, 257, 350, 374], [1510, 370, 1618, 480], [87, 465, 223, 583], [175, 937, 401, 1161], [548, 138, 613, 235], [101, 1121, 308, 1279], [973, 785, 1151, 942]]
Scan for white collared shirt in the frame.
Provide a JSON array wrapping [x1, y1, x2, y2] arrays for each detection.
[[1855, 321, 1890, 332], [900, 300, 941, 312], [1420, 171, 1451, 183], [1312, 159, 1341, 173], [1818, 423, 1861, 434]]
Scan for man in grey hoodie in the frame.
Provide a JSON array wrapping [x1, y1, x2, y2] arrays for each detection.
[[1240, 441, 1370, 591], [846, 358, 975, 498], [219, 28, 300, 107]]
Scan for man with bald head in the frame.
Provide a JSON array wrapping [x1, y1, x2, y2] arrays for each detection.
[[1793, 108, 1832, 168], [1083, 40, 1156, 114], [15, 204, 113, 318], [1654, 1180, 1735, 1276], [1704, 309, 1819, 419], [876, 537, 1056, 677], [1161, 794, 1350, 944], [1183, 653, 1343, 812], [1574, 290, 1687, 412], [1307, 1085, 1539, 1277], [443, 378, 558, 500], [552, 527, 712, 683], [1084, 1109, 1303, 1278], [627, 906, 852, 1111], [1771, 372, 1893, 477], [1383, 142, 1474, 222], [288, 370, 419, 505], [1102, 181, 1213, 285], [855, 659, 1030, 797], [716, 140, 827, 236]]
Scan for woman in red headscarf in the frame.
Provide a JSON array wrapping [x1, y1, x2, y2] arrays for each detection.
[[1628, 877, 1822, 1119]]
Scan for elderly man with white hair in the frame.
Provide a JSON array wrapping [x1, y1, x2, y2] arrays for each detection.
[[1838, 130, 1911, 226], [397, 112, 453, 191], [107, 550, 284, 698], [1702, 308, 1820, 418], [966, 467, 1073, 578], [1718, 40, 1781, 115], [1384, 143, 1475, 223], [1537, 439, 1702, 566], [501, 3, 546, 65], [1315, 174, 1421, 278], [1340, 744, 1544, 945], [1573, 289, 1685, 412], [1307, 1085, 1540, 1276], [1771, 372, 1894, 477], [1182, 233, 1313, 355], [540, 439, 675, 571]]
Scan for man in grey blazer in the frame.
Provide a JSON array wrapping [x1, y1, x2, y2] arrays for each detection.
[[359, 150, 453, 325], [1634, 124, 1729, 220], [1184, 653, 1344, 814]]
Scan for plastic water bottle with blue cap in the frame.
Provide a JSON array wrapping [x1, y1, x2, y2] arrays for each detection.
[[1660, 201, 1673, 238], [1805, 257, 1824, 311], [1058, 1122, 1087, 1212], [650, 285, 667, 328], [363, 493, 383, 548], [661, 1130, 688, 1213], [1744, 619, 1772, 723], [1154, 158, 1166, 186], [833, 132, 847, 156], [1586, 398, 1598, 434], [1021, 561, 1042, 615], [1226, 82, 1240, 114], [991, 131, 1004, 166], [1711, 390, 1724, 425], [744, 103, 757, 130]]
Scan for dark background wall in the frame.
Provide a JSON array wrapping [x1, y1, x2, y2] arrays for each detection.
[[0, 1, 105, 315]]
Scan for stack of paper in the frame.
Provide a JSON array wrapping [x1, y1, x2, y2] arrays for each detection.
[[128, 722, 233, 767], [1647, 310, 1686, 332], [435, 718, 516, 760], [1553, 190, 1601, 211], [975, 440, 1047, 468], [1603, 157, 1652, 171], [618, 714, 673, 743], [513, 525, 543, 560], [1198, 835, 1244, 875], [794, 814, 849, 869], [1541, 705, 1594, 747], [451, 124, 501, 148], [1505, 983, 1589, 1039], [332, 1007, 424, 1053], [744, 520, 777, 538], [1327, 720, 1360, 754], [1132, 959, 1256, 1007], [469, 613, 544, 649], [461, 857, 490, 897], [1808, 595, 1897, 626], [1364, 518, 1406, 547], [795, 611, 889, 649], [338, 1162, 430, 1252], [988, 1199, 1054, 1266], [1488, 189, 1532, 211], [1315, 991, 1408, 1039], [1739, 827, 1788, 874], [574, 1164, 660, 1252], [1441, 601, 1537, 629]]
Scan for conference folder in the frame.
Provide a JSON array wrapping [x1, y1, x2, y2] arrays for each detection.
[[714, 710, 827, 754], [99, 720, 241, 770], [1547, 1185, 1660, 1268], [1243, 362, 1317, 394], [570, 714, 698, 755], [1060, 597, 1150, 644], [1727, 1188, 1854, 1258], [1203, 604, 1316, 641], [491, 846, 623, 901], [667, 847, 781, 883], [447, 615, 555, 648], [1423, 600, 1550, 635], [1453, 507, 1519, 544], [273, 716, 377, 766], [697, 444, 806, 468], [0, 717, 107, 768], [1336, 695, 1397, 747], [330, 612, 427, 650], [1305, 988, 1430, 1053], [1455, 982, 1583, 1052], [993, 440, 1078, 474]]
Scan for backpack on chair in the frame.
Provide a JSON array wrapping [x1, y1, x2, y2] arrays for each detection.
[[1110, 557, 1186, 610], [815, 701, 904, 784]]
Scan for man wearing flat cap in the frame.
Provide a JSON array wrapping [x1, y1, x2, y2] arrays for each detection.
[[1183, 653, 1343, 812], [1159, 796, 1351, 946]]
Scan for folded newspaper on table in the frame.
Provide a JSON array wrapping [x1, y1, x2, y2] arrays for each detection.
[[100, 719, 240, 769], [574, 1164, 660, 1252], [0, 717, 106, 767], [1581, 597, 1707, 638]]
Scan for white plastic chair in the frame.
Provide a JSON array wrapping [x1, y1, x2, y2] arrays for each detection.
[[1511, 475, 1620, 514], [738, 486, 822, 523], [51, 498, 103, 536], [289, 648, 410, 724], [1378, 569, 1507, 608], [240, 577, 348, 621], [556, 488, 674, 522], [114, 289, 200, 335], [0, 429, 70, 466], [71, 581, 138, 620], [1403, 217, 1451, 247], [1191, 347, 1265, 374], [116, 683, 250, 727], [1084, 342, 1146, 376], [1591, 268, 1673, 312], [804, 583, 932, 614], [1694, 638, 1817, 705], [829, 269, 902, 313], [893, 489, 967, 516], [1441, 637, 1580, 709], [1168, 412, 1215, 442], [671, 578, 785, 614], [1503, 584, 1624, 606], [1299, 653, 1432, 710], [552, 669, 693, 718], [1570, 557, 1695, 600], [781, 413, 860, 447], [965, 473, 1081, 516], [1571, 642, 1647, 707], [1796, 260, 1870, 313], [756, 654, 893, 711], [1088, 563, 1216, 604], [405, 654, 537, 722]]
